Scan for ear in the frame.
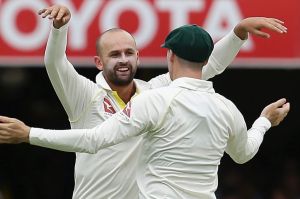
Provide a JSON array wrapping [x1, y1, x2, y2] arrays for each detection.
[[94, 56, 103, 70], [136, 50, 140, 66], [169, 50, 175, 63]]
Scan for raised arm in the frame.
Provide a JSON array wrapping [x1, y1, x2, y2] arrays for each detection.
[[39, 5, 98, 121], [148, 17, 287, 88], [226, 98, 290, 164], [202, 17, 287, 80]]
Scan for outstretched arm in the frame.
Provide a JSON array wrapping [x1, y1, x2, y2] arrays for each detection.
[[0, 111, 143, 152], [0, 92, 163, 152], [202, 17, 287, 80], [226, 98, 290, 164]]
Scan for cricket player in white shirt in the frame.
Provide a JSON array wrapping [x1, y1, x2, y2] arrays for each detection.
[[38, 5, 241, 199], [0, 23, 290, 199], [9, 4, 285, 199]]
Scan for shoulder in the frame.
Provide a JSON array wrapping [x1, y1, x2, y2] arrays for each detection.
[[214, 93, 237, 109], [214, 93, 242, 120], [133, 86, 180, 107], [134, 79, 151, 91]]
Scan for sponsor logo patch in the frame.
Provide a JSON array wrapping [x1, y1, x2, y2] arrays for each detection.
[[103, 97, 116, 114]]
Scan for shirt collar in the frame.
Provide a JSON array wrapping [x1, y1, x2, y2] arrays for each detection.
[[96, 71, 111, 90], [170, 77, 215, 93]]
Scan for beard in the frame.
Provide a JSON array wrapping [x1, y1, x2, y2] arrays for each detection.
[[105, 63, 137, 86]]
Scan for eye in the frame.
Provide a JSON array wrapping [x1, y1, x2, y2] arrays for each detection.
[[126, 50, 135, 56], [110, 52, 120, 58]]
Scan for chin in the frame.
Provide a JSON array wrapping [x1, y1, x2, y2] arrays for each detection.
[[114, 78, 133, 86]]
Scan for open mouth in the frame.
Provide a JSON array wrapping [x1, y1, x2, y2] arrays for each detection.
[[116, 67, 130, 72]]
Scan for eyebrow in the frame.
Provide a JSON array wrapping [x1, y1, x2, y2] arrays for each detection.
[[108, 48, 136, 55]]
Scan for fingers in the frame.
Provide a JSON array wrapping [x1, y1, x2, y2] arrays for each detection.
[[252, 29, 270, 38], [0, 123, 9, 130], [272, 20, 287, 32], [0, 121, 17, 133], [0, 129, 21, 144], [253, 19, 287, 39], [260, 98, 290, 127], [270, 18, 284, 24], [0, 134, 10, 144], [38, 5, 69, 20], [39, 7, 52, 18], [269, 98, 289, 117], [48, 6, 60, 20], [0, 128, 11, 136], [282, 102, 290, 112], [241, 17, 288, 39], [0, 120, 30, 144], [266, 18, 287, 34], [271, 99, 290, 126], [279, 102, 290, 117], [0, 116, 16, 123], [56, 8, 67, 21], [39, 5, 71, 29], [272, 98, 287, 108], [38, 8, 47, 15], [0, 124, 13, 143]]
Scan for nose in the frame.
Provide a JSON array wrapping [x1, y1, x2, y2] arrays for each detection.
[[118, 53, 128, 64]]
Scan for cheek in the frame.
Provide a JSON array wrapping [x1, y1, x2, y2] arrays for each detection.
[[129, 55, 138, 62], [129, 56, 139, 66], [104, 59, 117, 68]]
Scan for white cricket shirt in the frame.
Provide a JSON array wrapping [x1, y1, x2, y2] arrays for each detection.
[[30, 77, 271, 199], [41, 23, 246, 199]]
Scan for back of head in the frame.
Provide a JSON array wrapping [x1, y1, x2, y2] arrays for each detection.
[[161, 24, 214, 63]]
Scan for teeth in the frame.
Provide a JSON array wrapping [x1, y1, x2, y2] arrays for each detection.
[[117, 68, 129, 72]]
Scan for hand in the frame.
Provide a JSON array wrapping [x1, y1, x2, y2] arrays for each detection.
[[38, 5, 71, 29], [234, 17, 287, 40], [260, 98, 290, 127], [0, 116, 31, 144]]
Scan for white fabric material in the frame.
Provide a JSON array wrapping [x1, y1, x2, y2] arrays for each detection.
[[30, 78, 271, 199], [40, 23, 246, 199]]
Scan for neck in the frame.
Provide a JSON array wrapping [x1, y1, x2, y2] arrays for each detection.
[[173, 70, 202, 80], [108, 81, 136, 104], [170, 55, 205, 81], [172, 62, 203, 80]]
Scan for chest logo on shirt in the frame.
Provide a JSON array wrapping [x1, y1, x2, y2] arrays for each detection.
[[103, 97, 116, 114], [122, 101, 131, 118]]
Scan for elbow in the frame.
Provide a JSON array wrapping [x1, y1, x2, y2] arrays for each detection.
[[230, 153, 254, 164], [233, 157, 249, 164]]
